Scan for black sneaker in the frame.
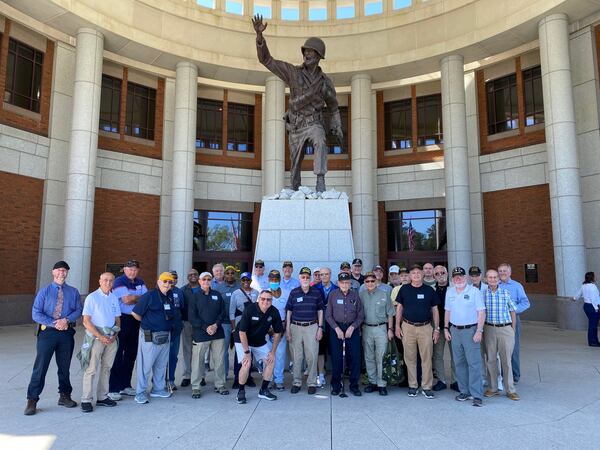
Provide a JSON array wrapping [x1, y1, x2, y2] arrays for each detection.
[[96, 397, 117, 407], [455, 393, 472, 402], [180, 378, 191, 387], [364, 384, 377, 393], [307, 386, 317, 395], [350, 388, 362, 397], [258, 388, 277, 401], [331, 389, 340, 396], [407, 388, 418, 397], [81, 402, 93, 413], [232, 381, 240, 389], [432, 381, 447, 391], [290, 385, 301, 394], [236, 390, 246, 404], [450, 382, 459, 392], [200, 378, 206, 386], [472, 397, 483, 407], [378, 387, 388, 396], [422, 389, 435, 399]]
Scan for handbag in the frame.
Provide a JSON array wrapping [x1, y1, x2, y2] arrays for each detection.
[[151, 331, 170, 345], [382, 340, 405, 385]]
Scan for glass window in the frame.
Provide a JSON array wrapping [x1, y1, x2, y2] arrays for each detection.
[[365, 0, 383, 16], [281, 0, 300, 20], [225, 0, 243, 15], [254, 0, 272, 19], [417, 94, 443, 146], [194, 210, 253, 252], [393, 0, 412, 9], [486, 73, 518, 135], [304, 106, 349, 155], [308, 0, 327, 21], [523, 65, 544, 127], [196, 0, 216, 8], [5, 38, 44, 113], [384, 99, 412, 150], [125, 82, 156, 140], [387, 209, 446, 252], [99, 74, 121, 133], [227, 102, 254, 152], [197, 98, 223, 149], [336, 0, 355, 19]]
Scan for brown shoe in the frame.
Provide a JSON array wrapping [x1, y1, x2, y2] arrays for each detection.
[[24, 399, 37, 416], [58, 393, 77, 408], [484, 390, 499, 398], [507, 392, 520, 401]]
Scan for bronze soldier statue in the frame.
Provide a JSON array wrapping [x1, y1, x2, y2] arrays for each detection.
[[252, 14, 343, 193]]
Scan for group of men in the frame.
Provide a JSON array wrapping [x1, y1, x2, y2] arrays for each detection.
[[24, 256, 529, 415]]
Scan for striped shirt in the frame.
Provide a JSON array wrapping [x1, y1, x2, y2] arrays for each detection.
[[484, 287, 516, 324], [285, 286, 324, 322]]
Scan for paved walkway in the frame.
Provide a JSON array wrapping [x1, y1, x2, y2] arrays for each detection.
[[0, 322, 599, 450]]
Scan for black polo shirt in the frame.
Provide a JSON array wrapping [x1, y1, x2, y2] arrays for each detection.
[[234, 302, 283, 348], [397, 284, 439, 323]]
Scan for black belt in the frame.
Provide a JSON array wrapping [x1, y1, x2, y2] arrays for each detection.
[[403, 319, 430, 327], [451, 323, 476, 329], [485, 322, 512, 327], [364, 322, 387, 327], [291, 320, 317, 327]]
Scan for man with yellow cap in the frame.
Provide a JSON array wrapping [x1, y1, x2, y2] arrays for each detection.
[[131, 272, 179, 404]]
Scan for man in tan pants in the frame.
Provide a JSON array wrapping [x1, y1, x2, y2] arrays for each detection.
[[483, 269, 519, 400], [285, 267, 325, 395], [395, 265, 440, 399], [80, 272, 121, 412]]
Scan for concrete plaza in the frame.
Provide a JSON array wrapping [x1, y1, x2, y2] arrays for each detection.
[[0, 321, 598, 450]]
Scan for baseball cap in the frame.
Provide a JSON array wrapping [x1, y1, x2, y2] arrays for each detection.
[[240, 272, 252, 280], [125, 260, 140, 268], [468, 266, 482, 276], [352, 258, 363, 266], [254, 259, 265, 267], [53, 260, 70, 270], [199, 271, 213, 279], [373, 265, 384, 272], [283, 261, 293, 268], [399, 267, 409, 274], [159, 272, 175, 282], [389, 265, 400, 274], [340, 261, 351, 269], [169, 270, 178, 278], [452, 267, 467, 277], [224, 265, 237, 273], [268, 269, 281, 279], [410, 264, 423, 271], [338, 272, 351, 281], [364, 271, 377, 280], [299, 267, 311, 276]]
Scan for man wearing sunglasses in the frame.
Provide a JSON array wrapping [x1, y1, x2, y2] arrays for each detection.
[[109, 260, 148, 401], [131, 272, 179, 404], [216, 266, 241, 382], [234, 290, 283, 404]]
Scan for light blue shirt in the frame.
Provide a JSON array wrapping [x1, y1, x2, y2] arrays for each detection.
[[281, 277, 300, 291], [499, 278, 530, 315]]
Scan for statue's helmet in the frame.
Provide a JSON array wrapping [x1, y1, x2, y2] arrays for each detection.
[[301, 37, 326, 59]]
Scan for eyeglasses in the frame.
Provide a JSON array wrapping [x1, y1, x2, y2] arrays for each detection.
[[225, 272, 235, 275], [365, 279, 376, 283], [188, 273, 198, 277], [434, 272, 446, 276], [255, 265, 264, 268], [162, 280, 174, 285], [200, 277, 212, 281], [241, 278, 251, 282], [259, 296, 272, 301]]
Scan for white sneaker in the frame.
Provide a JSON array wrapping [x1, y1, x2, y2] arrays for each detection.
[[107, 392, 122, 401], [120, 387, 136, 396], [319, 374, 326, 387], [316, 377, 323, 388]]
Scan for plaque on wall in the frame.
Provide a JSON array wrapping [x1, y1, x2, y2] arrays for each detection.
[[106, 263, 125, 277], [524, 263, 539, 283]]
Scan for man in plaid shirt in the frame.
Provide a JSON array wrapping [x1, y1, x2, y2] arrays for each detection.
[[483, 269, 519, 401]]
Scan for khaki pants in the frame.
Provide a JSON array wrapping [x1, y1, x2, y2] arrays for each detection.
[[432, 329, 455, 384], [81, 338, 118, 403], [402, 322, 433, 390], [290, 323, 319, 387], [362, 325, 388, 387], [191, 338, 225, 390], [484, 325, 516, 394]]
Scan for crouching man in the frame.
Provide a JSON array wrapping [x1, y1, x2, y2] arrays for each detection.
[[234, 290, 283, 404]]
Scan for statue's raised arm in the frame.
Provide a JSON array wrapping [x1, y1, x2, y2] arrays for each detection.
[[252, 14, 267, 44]]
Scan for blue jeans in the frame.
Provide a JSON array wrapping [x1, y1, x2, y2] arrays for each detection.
[[222, 324, 231, 378], [168, 326, 182, 382], [583, 303, 600, 345], [511, 315, 521, 380], [270, 333, 287, 384], [27, 327, 75, 400]]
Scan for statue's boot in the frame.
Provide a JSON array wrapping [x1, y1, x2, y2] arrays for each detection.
[[316, 175, 326, 193]]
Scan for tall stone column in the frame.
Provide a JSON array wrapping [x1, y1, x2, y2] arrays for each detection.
[[371, 91, 379, 264], [262, 76, 285, 195], [351, 74, 374, 270], [539, 14, 586, 296], [169, 62, 198, 284], [441, 54, 472, 270], [63, 28, 104, 293]]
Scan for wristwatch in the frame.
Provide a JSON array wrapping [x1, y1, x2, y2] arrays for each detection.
[[244, 350, 250, 354], [434, 327, 440, 331], [318, 325, 324, 330], [477, 328, 484, 333], [444, 326, 449, 330]]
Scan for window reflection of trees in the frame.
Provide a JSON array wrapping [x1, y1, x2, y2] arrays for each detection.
[[193, 210, 252, 252], [387, 209, 446, 252]]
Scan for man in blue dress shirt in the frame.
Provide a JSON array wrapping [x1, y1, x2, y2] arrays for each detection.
[[498, 263, 530, 383], [25, 260, 82, 416]]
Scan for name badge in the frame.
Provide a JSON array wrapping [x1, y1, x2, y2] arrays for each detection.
[[226, 293, 232, 296], [337, 299, 344, 305], [417, 294, 425, 299], [297, 297, 303, 303], [252, 316, 259, 321], [211, 295, 218, 300], [464, 294, 470, 299], [174, 293, 178, 298], [136, 285, 142, 290], [164, 304, 171, 311]]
